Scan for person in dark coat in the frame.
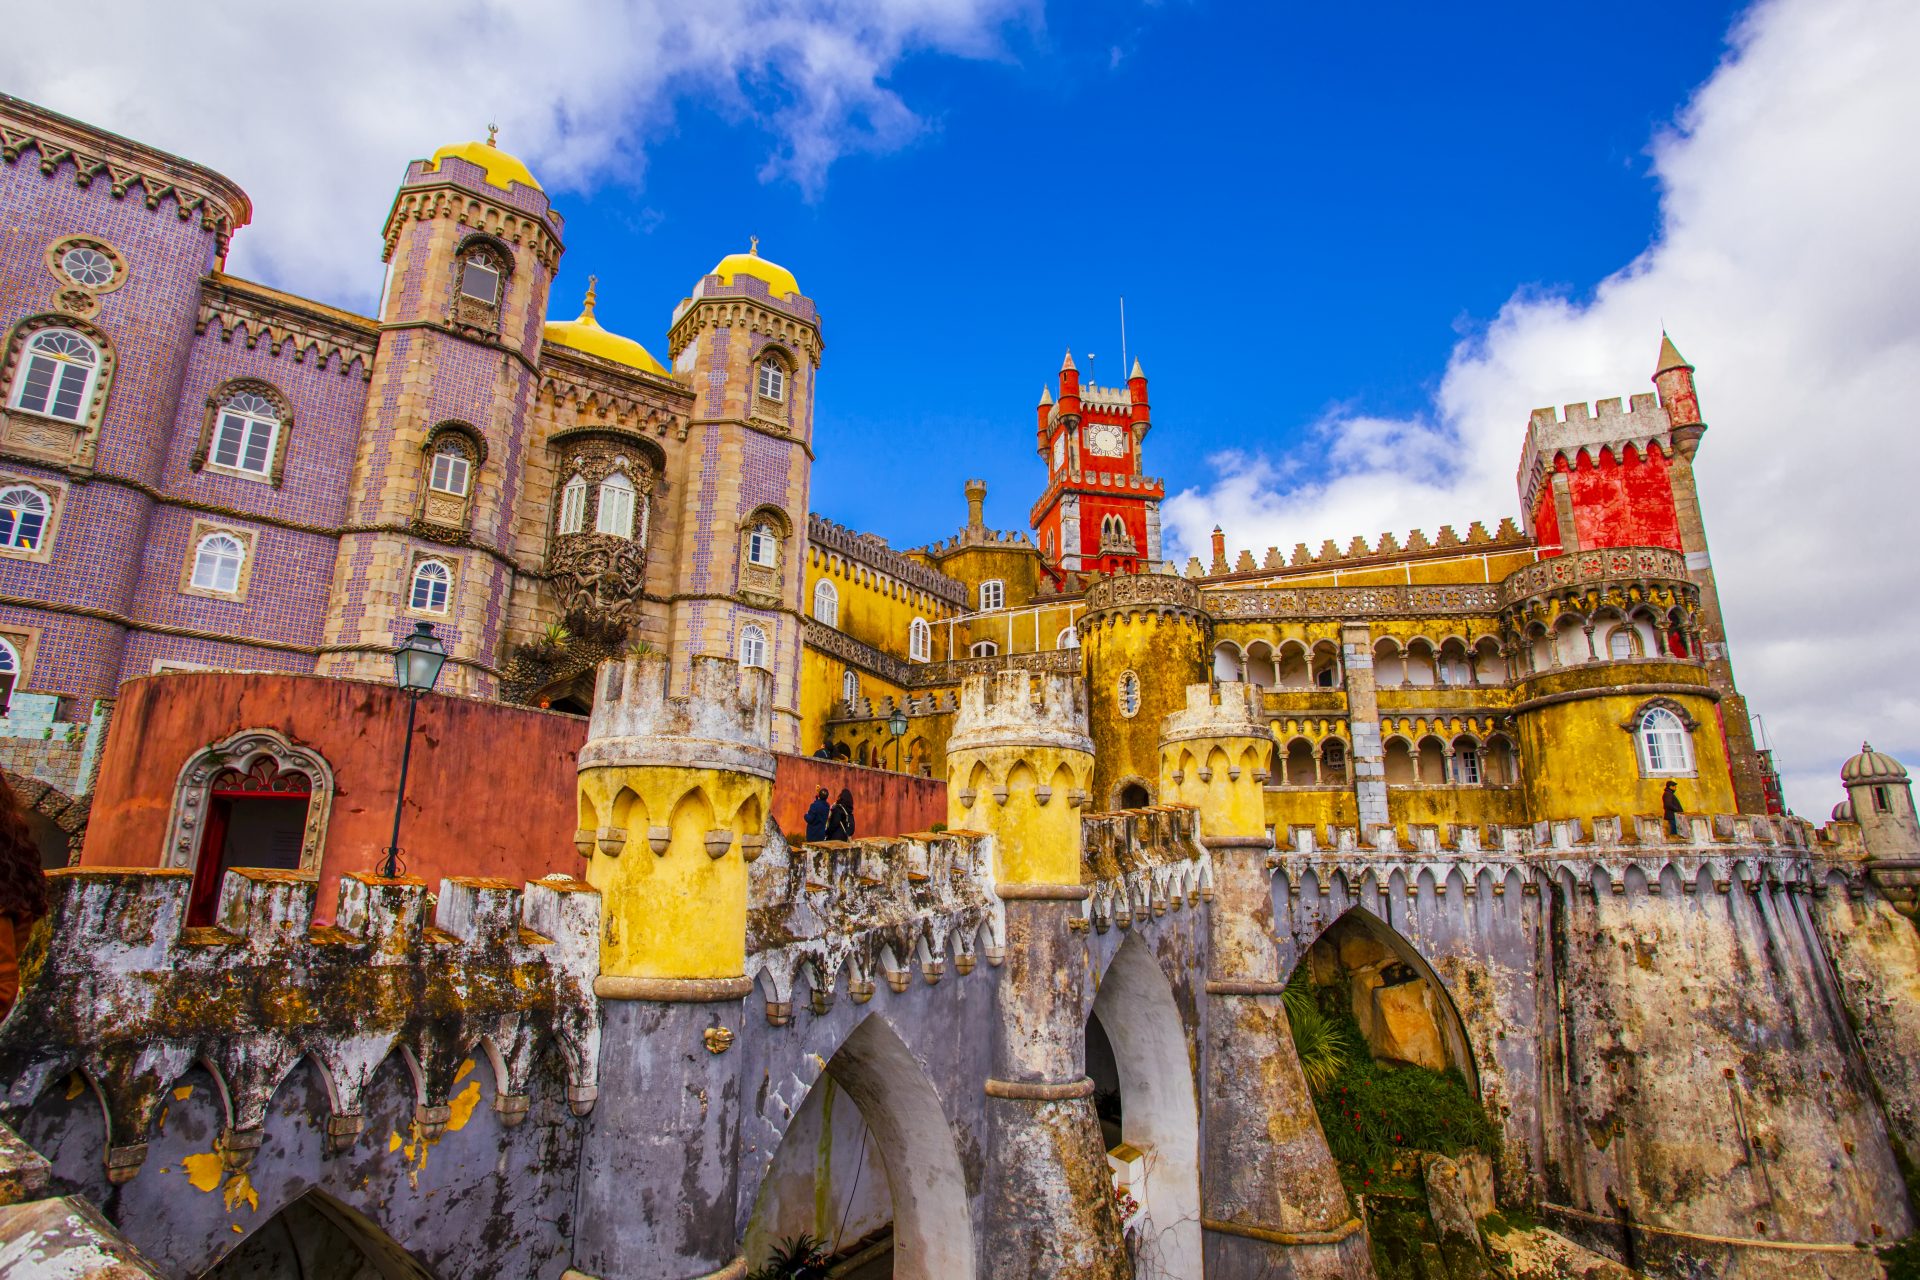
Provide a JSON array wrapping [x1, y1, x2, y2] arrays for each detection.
[[826, 788, 856, 841], [1661, 780, 1684, 835], [812, 740, 833, 759], [803, 787, 831, 842], [0, 774, 48, 1018]]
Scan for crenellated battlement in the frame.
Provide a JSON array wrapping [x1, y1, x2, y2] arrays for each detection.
[[1160, 680, 1268, 747], [947, 669, 1092, 754], [1516, 393, 1675, 509], [1080, 806, 1212, 934], [1188, 518, 1529, 583], [0, 866, 601, 1185], [579, 654, 774, 778], [746, 827, 999, 1023]]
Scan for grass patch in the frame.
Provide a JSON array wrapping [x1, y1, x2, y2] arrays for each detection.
[[1478, 1204, 1537, 1238]]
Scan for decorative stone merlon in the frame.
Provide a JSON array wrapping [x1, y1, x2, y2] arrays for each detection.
[[946, 669, 1092, 755], [578, 654, 774, 778], [1160, 680, 1268, 747], [0, 867, 602, 1184]]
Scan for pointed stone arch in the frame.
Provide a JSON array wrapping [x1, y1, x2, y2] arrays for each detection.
[[203, 1187, 438, 1278]]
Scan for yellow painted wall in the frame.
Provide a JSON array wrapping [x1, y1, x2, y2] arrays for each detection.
[[804, 545, 958, 659]]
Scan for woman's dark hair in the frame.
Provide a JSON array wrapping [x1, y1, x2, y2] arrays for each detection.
[[0, 774, 49, 923], [836, 789, 854, 807]]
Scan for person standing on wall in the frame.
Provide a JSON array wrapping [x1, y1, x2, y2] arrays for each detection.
[[804, 787, 831, 843], [827, 788, 856, 842], [0, 776, 48, 1018], [1662, 780, 1685, 836]]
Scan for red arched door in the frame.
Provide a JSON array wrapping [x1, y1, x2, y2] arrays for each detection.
[[186, 759, 313, 927]]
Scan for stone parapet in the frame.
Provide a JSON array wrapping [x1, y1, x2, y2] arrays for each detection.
[[1079, 805, 1210, 934], [0, 866, 602, 1185], [578, 654, 773, 778], [1080, 571, 1203, 625], [948, 669, 1092, 756], [1160, 680, 1267, 749]]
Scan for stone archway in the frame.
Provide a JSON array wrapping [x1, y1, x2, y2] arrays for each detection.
[[1291, 906, 1477, 1094], [747, 1015, 975, 1279], [1089, 934, 1203, 1279], [202, 1187, 437, 1278]]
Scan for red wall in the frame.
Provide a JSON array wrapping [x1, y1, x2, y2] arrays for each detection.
[[82, 673, 588, 922], [771, 754, 946, 843], [1538, 445, 1682, 558]]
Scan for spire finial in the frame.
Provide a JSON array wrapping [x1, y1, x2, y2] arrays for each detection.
[[750, 235, 760, 257], [582, 275, 598, 321], [486, 122, 499, 148]]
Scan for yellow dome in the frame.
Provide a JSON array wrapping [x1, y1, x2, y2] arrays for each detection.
[[426, 135, 543, 193], [711, 239, 800, 298], [544, 279, 667, 376]]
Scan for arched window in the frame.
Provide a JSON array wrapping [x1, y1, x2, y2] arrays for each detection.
[[747, 522, 779, 568], [596, 472, 636, 538], [209, 390, 281, 477], [191, 532, 245, 594], [1637, 706, 1693, 775], [978, 579, 1004, 611], [757, 359, 786, 402], [428, 440, 471, 496], [10, 329, 98, 422], [558, 475, 588, 535], [1607, 627, 1637, 660], [970, 640, 998, 658], [410, 559, 452, 614], [0, 486, 49, 551], [1057, 627, 1079, 649], [1453, 741, 1481, 785], [0, 638, 18, 714], [739, 623, 768, 669], [842, 669, 858, 708], [909, 617, 930, 662], [813, 578, 839, 627], [1118, 670, 1141, 718]]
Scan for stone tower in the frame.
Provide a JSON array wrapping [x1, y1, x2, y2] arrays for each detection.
[[1076, 572, 1211, 808], [1031, 351, 1163, 576], [317, 136, 562, 696], [1160, 681, 1371, 1277], [945, 669, 1126, 1279], [1839, 744, 1920, 914], [570, 652, 774, 1278], [664, 244, 821, 751]]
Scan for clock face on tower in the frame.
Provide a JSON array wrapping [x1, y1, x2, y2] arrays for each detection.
[[1086, 423, 1125, 457]]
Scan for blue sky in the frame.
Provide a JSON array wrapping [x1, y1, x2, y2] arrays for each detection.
[[553, 0, 1745, 545]]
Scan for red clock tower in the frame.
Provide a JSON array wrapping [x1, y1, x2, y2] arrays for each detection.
[[1029, 351, 1163, 580]]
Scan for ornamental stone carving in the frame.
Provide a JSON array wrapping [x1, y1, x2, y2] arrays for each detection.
[[551, 533, 649, 633], [161, 728, 335, 874]]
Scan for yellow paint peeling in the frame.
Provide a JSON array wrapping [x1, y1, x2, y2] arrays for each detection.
[[183, 1152, 224, 1192], [387, 1131, 402, 1153], [64, 1074, 82, 1101], [232, 1225, 243, 1234], [447, 1080, 482, 1133], [454, 1058, 475, 1084], [156, 1106, 168, 1134], [222, 1171, 258, 1213], [174, 1085, 194, 1101]]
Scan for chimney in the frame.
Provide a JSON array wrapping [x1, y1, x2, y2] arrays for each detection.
[[965, 479, 987, 530], [1210, 526, 1228, 574]]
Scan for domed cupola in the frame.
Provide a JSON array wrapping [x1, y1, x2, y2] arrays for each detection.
[[1841, 743, 1909, 785], [425, 126, 543, 192], [709, 237, 800, 299], [543, 278, 667, 376]]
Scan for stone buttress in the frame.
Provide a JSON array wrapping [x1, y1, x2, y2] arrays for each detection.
[[1160, 681, 1373, 1279], [570, 654, 773, 1280], [946, 669, 1128, 1279]]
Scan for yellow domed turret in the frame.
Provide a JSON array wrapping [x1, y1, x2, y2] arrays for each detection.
[[710, 237, 800, 298], [544, 278, 668, 376], [426, 126, 543, 193]]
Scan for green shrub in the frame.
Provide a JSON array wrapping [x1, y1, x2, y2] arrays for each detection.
[[745, 1234, 828, 1280], [1882, 1235, 1920, 1280]]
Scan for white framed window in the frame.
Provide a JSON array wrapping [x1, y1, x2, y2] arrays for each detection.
[[460, 259, 501, 305], [909, 617, 930, 662], [813, 578, 839, 627], [842, 669, 858, 708], [970, 640, 998, 658], [11, 329, 98, 422], [429, 446, 471, 497], [1607, 628, 1636, 660], [1118, 670, 1141, 718], [979, 579, 1004, 611], [1454, 746, 1481, 785], [596, 472, 636, 538], [190, 532, 245, 594], [0, 486, 49, 552], [0, 638, 17, 714], [747, 522, 778, 567], [1057, 627, 1079, 650], [60, 246, 115, 287], [210, 391, 280, 476], [757, 359, 785, 402], [1637, 706, 1693, 775], [558, 475, 588, 534], [410, 559, 452, 614], [739, 623, 768, 669]]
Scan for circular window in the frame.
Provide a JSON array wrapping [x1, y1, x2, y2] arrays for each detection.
[[61, 246, 115, 287]]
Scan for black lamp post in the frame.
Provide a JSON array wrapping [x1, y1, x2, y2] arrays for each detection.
[[887, 706, 908, 772], [380, 622, 447, 878]]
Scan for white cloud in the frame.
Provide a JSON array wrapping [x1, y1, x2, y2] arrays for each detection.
[[0, 0, 1034, 305], [1165, 0, 1920, 815]]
